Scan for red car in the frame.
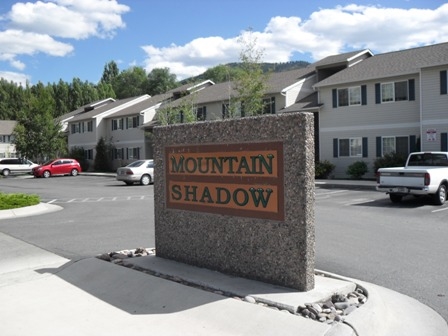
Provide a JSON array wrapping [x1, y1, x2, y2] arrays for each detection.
[[32, 158, 81, 178]]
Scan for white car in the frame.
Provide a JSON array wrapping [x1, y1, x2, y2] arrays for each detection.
[[116, 159, 154, 186], [0, 158, 39, 176]]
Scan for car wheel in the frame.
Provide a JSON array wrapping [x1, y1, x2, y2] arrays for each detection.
[[71, 168, 79, 176], [389, 193, 402, 203], [140, 174, 151, 186], [43, 170, 51, 178], [433, 184, 447, 205], [2, 169, 10, 177]]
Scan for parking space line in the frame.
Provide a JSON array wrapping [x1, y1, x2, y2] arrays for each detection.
[[432, 207, 448, 213], [316, 190, 348, 196]]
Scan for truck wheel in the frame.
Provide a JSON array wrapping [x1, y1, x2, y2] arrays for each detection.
[[389, 194, 403, 203], [433, 184, 447, 205]]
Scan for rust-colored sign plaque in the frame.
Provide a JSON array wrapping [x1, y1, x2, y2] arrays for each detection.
[[165, 142, 284, 220]]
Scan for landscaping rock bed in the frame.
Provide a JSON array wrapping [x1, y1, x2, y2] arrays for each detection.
[[97, 248, 367, 325]]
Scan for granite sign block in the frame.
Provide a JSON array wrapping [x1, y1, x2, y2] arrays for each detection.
[[153, 112, 315, 291]]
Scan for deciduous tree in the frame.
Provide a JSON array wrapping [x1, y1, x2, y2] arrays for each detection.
[[146, 68, 177, 95], [232, 29, 268, 117]]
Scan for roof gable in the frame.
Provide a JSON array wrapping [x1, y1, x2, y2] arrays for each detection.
[[315, 42, 448, 87], [69, 95, 150, 122], [0, 120, 17, 134]]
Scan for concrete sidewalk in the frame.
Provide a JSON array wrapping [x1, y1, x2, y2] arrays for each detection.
[[0, 231, 447, 336]]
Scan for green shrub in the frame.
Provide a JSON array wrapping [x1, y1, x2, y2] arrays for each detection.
[[315, 160, 336, 179], [0, 193, 40, 210], [69, 146, 90, 172], [346, 161, 368, 179], [373, 152, 407, 172], [94, 137, 115, 172]]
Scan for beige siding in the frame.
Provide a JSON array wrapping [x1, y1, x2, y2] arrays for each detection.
[[318, 76, 421, 178], [283, 75, 316, 108], [421, 66, 448, 151]]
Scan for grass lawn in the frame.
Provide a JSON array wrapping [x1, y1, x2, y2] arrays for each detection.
[[0, 193, 40, 210]]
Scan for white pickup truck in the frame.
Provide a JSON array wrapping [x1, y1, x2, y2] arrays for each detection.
[[376, 152, 448, 205]]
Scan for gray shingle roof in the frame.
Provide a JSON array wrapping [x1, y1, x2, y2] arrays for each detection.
[[313, 49, 372, 69], [56, 98, 115, 123], [315, 42, 448, 87], [265, 67, 316, 93], [0, 120, 17, 134], [280, 92, 321, 113], [69, 96, 143, 122], [107, 93, 172, 118], [166, 68, 317, 108]]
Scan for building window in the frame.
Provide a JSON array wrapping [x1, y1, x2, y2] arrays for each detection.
[[337, 87, 361, 107], [339, 138, 362, 157], [196, 106, 207, 121], [349, 87, 361, 105], [112, 118, 123, 131], [84, 149, 93, 160], [87, 120, 93, 132], [394, 81, 408, 101], [71, 123, 80, 134], [0, 135, 12, 143], [381, 136, 409, 156], [380, 81, 408, 102], [262, 97, 276, 114], [222, 104, 230, 119], [127, 116, 140, 129], [113, 148, 124, 159], [127, 147, 140, 160]]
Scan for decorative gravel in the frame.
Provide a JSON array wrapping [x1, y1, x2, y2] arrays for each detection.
[[97, 248, 367, 325]]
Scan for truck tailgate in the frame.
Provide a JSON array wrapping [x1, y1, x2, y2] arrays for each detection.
[[378, 170, 427, 187]]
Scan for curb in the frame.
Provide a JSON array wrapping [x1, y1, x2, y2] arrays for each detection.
[[0, 203, 62, 220]]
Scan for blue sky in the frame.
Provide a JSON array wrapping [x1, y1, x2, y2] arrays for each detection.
[[0, 0, 447, 86]]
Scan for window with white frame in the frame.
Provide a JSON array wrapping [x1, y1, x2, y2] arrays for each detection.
[[127, 147, 140, 160], [349, 87, 361, 105], [339, 137, 362, 157], [381, 81, 408, 102], [337, 87, 361, 106], [112, 118, 123, 131], [382, 136, 409, 156], [126, 116, 139, 129]]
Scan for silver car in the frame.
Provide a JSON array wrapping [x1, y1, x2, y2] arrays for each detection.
[[116, 159, 154, 186]]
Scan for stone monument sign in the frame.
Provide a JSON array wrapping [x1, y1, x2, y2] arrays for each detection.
[[153, 112, 315, 291]]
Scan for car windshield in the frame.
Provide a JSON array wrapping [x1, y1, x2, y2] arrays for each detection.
[[42, 160, 55, 166], [127, 160, 145, 167]]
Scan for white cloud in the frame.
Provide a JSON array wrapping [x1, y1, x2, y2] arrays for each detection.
[[0, 0, 130, 84], [0, 29, 74, 73], [141, 4, 448, 80], [142, 36, 240, 79], [8, 0, 129, 39], [0, 71, 30, 86]]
